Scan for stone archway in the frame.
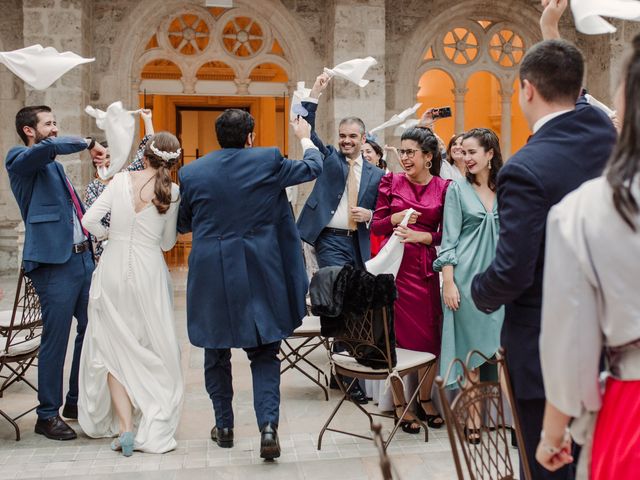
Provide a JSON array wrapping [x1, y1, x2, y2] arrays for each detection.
[[394, 0, 543, 158], [103, 0, 319, 112]]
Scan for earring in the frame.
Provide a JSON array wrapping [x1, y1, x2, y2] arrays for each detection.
[[426, 161, 432, 169], [488, 161, 492, 170]]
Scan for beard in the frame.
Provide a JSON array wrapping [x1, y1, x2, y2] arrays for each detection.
[[34, 130, 55, 144]]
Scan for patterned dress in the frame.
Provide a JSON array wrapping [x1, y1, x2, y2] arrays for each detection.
[[83, 135, 150, 260], [371, 173, 450, 354]]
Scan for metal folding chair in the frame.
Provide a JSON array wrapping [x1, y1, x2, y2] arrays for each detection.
[[435, 349, 532, 480], [317, 306, 437, 450], [0, 268, 43, 440], [280, 315, 330, 400]]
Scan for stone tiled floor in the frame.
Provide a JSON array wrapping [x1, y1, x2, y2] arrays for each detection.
[[0, 269, 519, 479]]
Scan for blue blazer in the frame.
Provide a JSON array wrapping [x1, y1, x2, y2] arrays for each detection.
[[5, 137, 90, 272], [296, 101, 384, 264], [471, 100, 617, 400], [178, 146, 323, 349]]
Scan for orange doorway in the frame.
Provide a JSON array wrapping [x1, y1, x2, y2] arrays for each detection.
[[141, 94, 289, 267]]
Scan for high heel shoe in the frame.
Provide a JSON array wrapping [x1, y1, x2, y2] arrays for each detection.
[[417, 398, 445, 429], [393, 402, 421, 434], [464, 427, 481, 445], [111, 432, 134, 457]]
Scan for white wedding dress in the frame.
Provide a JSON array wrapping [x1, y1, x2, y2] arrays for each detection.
[[78, 172, 183, 453]]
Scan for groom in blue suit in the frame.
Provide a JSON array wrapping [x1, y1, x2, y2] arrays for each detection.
[[5, 105, 106, 441], [471, 41, 616, 479], [177, 109, 322, 460]]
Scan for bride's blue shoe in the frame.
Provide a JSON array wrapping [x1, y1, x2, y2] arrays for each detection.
[[119, 432, 134, 457], [111, 432, 134, 457]]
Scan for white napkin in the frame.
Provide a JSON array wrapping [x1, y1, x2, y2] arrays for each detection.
[[365, 208, 416, 278], [290, 81, 311, 121], [393, 119, 420, 136], [0, 44, 94, 90], [585, 93, 615, 117], [85, 102, 136, 180], [571, 0, 640, 34], [323, 56, 377, 87], [369, 103, 422, 135]]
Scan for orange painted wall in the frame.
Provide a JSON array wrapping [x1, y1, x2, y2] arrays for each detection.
[[465, 71, 501, 134], [416, 70, 531, 157], [511, 79, 530, 155], [417, 69, 455, 141]]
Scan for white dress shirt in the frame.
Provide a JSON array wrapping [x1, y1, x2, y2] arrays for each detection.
[[532, 109, 573, 133]]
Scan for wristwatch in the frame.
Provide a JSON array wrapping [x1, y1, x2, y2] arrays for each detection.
[[85, 137, 96, 151]]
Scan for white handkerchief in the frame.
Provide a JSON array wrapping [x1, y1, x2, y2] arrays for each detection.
[[0, 44, 94, 90], [369, 103, 422, 135], [323, 56, 377, 87], [85, 102, 136, 180], [571, 0, 640, 34], [393, 119, 420, 136], [585, 94, 615, 117], [365, 208, 416, 278], [290, 81, 312, 121]]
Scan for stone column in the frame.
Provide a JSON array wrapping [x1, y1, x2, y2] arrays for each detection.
[[0, 1, 26, 273], [22, 0, 93, 187], [452, 87, 468, 133], [326, 0, 386, 143], [499, 87, 514, 160]]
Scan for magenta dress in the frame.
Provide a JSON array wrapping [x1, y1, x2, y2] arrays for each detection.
[[371, 173, 450, 354]]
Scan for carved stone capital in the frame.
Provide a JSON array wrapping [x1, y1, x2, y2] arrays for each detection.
[[234, 78, 252, 95], [451, 87, 469, 98]]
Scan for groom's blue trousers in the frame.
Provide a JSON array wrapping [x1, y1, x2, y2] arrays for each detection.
[[27, 250, 93, 419], [204, 341, 281, 430]]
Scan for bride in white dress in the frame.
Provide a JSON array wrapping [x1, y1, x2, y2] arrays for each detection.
[[78, 132, 184, 455]]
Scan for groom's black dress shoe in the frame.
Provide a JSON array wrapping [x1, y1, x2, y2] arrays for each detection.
[[260, 422, 281, 460], [211, 426, 234, 448], [35, 415, 77, 441], [62, 404, 78, 420]]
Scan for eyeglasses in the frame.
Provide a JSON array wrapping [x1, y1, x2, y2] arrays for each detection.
[[398, 148, 419, 159]]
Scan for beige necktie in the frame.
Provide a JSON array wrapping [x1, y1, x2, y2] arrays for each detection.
[[347, 158, 359, 231]]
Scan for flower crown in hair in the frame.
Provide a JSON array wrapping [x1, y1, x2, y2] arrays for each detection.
[[149, 141, 181, 162]]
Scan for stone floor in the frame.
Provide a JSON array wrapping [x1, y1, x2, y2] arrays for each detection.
[[0, 268, 519, 479]]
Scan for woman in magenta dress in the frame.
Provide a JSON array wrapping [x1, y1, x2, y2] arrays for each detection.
[[371, 127, 450, 433]]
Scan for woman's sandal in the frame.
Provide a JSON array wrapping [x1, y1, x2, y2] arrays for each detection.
[[464, 427, 481, 445], [394, 404, 421, 434], [417, 398, 445, 429]]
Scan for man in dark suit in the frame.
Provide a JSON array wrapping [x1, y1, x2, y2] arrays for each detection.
[[471, 41, 617, 478], [297, 73, 385, 403], [5, 105, 106, 440], [177, 109, 322, 460], [297, 73, 385, 270]]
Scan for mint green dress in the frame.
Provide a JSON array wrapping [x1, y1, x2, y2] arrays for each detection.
[[433, 180, 504, 387]]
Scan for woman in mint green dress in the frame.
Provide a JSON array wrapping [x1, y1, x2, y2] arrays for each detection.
[[433, 128, 504, 391]]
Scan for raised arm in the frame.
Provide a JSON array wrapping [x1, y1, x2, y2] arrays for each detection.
[[6, 137, 100, 176], [540, 0, 567, 40], [301, 72, 332, 157], [127, 109, 155, 172], [277, 117, 323, 188], [471, 161, 549, 313]]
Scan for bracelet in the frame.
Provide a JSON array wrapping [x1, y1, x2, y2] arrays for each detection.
[[85, 137, 96, 151], [539, 428, 570, 455]]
